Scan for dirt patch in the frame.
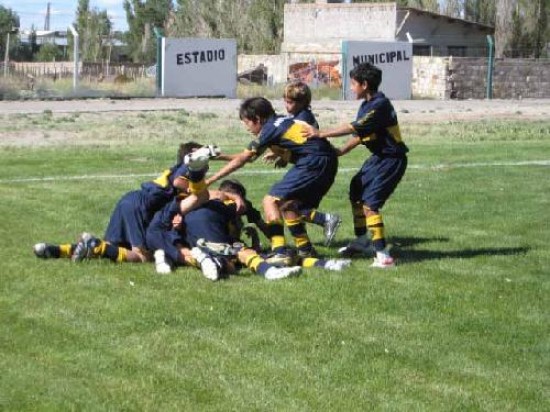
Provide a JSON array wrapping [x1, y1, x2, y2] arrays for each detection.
[[1, 98, 549, 148]]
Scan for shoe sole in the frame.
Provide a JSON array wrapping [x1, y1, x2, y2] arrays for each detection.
[[324, 218, 342, 246]]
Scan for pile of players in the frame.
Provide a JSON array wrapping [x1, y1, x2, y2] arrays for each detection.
[[33, 62, 408, 281]]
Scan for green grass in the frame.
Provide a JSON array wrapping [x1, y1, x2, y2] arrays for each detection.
[[1, 111, 549, 411]]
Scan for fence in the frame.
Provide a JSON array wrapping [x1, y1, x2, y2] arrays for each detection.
[[2, 57, 550, 100]]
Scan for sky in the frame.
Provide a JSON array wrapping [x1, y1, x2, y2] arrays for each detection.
[[1, 0, 128, 32]]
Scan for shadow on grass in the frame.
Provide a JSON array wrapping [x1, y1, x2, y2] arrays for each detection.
[[394, 246, 530, 263], [328, 236, 529, 264]]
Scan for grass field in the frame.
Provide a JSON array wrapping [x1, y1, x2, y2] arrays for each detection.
[[0, 108, 549, 411]]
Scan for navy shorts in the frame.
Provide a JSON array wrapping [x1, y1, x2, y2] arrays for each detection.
[[269, 154, 338, 209], [145, 212, 187, 265], [349, 155, 407, 210], [104, 190, 153, 249]]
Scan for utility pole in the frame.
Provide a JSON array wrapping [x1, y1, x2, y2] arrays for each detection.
[[3, 27, 18, 77], [45, 2, 51, 31], [3, 31, 10, 77]]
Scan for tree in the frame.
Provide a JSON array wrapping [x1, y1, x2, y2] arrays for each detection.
[[35, 43, 63, 62], [124, 0, 173, 63], [171, 0, 286, 54], [69, 0, 113, 62], [0, 5, 20, 58]]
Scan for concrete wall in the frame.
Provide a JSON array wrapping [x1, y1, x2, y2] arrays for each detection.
[[282, 3, 397, 53]]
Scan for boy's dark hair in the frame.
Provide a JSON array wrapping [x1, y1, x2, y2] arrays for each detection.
[[350, 63, 382, 92], [239, 97, 276, 122], [177, 141, 202, 164], [284, 81, 312, 108], [219, 179, 247, 199]]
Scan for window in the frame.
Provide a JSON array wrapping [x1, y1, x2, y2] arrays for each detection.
[[448, 46, 467, 57], [413, 45, 431, 56]]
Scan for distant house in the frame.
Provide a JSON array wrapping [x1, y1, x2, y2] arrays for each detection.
[[282, 1, 494, 57], [19, 30, 129, 63], [20, 30, 68, 46]]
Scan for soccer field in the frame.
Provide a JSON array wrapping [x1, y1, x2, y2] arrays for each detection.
[[1, 102, 549, 410]]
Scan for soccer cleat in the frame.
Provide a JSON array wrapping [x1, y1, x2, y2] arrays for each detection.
[[264, 265, 302, 280], [323, 258, 352, 271], [184, 145, 220, 171], [371, 254, 396, 269], [196, 238, 242, 256], [323, 213, 342, 246], [154, 250, 172, 275], [191, 247, 223, 281], [33, 243, 54, 259], [338, 239, 373, 257], [71, 232, 101, 262], [265, 248, 296, 267]]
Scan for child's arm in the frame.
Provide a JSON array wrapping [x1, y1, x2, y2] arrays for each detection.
[[302, 122, 355, 139], [205, 150, 255, 187], [335, 136, 362, 156]]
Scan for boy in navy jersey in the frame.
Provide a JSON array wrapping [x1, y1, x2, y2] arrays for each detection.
[[147, 180, 303, 281], [303, 63, 408, 268], [263, 81, 342, 247], [206, 97, 338, 263], [33, 143, 219, 264]]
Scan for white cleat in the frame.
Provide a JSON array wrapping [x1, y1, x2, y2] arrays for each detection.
[[264, 265, 302, 280], [323, 258, 352, 271], [371, 254, 396, 268], [191, 247, 222, 281], [33, 243, 48, 258], [184, 145, 220, 171], [154, 250, 172, 275]]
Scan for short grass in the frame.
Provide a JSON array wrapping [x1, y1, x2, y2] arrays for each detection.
[[0, 109, 549, 411]]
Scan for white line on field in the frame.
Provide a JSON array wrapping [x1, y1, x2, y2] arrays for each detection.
[[1, 160, 549, 184]]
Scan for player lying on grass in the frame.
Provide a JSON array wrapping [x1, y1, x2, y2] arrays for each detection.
[[205, 97, 339, 265], [149, 179, 351, 281], [33, 142, 221, 263], [260, 81, 342, 247], [302, 62, 408, 268]]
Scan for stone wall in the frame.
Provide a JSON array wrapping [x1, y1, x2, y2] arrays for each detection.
[[411, 56, 450, 99], [447, 58, 550, 99]]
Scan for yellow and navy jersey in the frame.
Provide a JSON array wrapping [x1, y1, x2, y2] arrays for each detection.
[[247, 115, 335, 161], [140, 162, 190, 210], [293, 108, 319, 129], [351, 92, 409, 157], [183, 199, 243, 246]]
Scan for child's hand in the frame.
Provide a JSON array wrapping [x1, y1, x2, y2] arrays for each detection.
[[172, 213, 183, 229], [301, 123, 320, 139]]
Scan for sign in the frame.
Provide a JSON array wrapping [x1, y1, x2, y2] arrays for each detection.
[[342, 41, 413, 100], [161, 38, 237, 98]]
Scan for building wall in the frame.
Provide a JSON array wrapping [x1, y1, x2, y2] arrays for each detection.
[[237, 55, 550, 100], [396, 9, 492, 57], [282, 3, 397, 53]]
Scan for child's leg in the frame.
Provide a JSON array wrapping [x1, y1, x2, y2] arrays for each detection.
[[284, 208, 316, 257], [365, 207, 386, 252], [301, 208, 342, 247], [238, 248, 301, 280], [262, 194, 287, 253], [301, 256, 352, 271], [72, 233, 149, 263], [33, 243, 76, 259]]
